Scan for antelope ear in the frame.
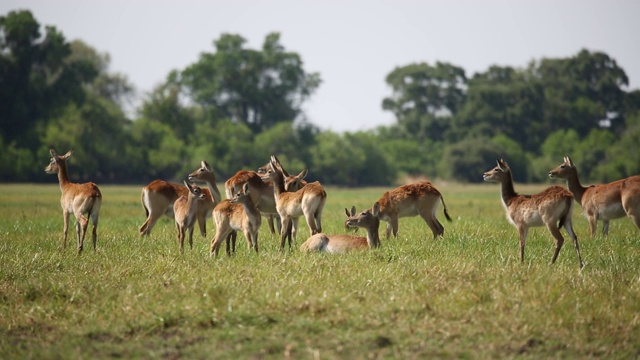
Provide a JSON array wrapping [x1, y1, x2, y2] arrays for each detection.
[[201, 160, 211, 170], [344, 208, 350, 217], [49, 148, 57, 157], [270, 155, 279, 165], [242, 182, 250, 194], [350, 206, 356, 216], [372, 202, 380, 217], [297, 169, 308, 179], [63, 148, 74, 159], [497, 158, 509, 171], [565, 156, 574, 167], [183, 180, 191, 189]]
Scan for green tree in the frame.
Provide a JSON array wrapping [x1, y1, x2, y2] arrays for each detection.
[[180, 32, 321, 133], [575, 129, 617, 182], [140, 78, 198, 142], [540, 129, 580, 160], [0, 10, 96, 150], [129, 117, 186, 181], [382, 62, 466, 142], [534, 49, 629, 136], [441, 136, 505, 183], [450, 66, 545, 151]]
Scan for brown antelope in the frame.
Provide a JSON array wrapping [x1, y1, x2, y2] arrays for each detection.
[[260, 156, 327, 250], [375, 181, 452, 240], [44, 148, 102, 254], [210, 183, 262, 257], [549, 156, 640, 237], [139, 161, 221, 237], [225, 159, 307, 235], [173, 181, 207, 254], [484, 159, 584, 268], [300, 203, 381, 253], [225, 169, 279, 235]]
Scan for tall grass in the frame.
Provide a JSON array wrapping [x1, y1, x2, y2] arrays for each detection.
[[0, 183, 638, 359]]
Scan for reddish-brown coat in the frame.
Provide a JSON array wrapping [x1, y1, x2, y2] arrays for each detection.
[[375, 181, 451, 239], [45, 148, 102, 254], [484, 158, 583, 268], [549, 156, 640, 237]]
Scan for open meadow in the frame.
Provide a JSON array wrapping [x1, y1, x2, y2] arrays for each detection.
[[1, 182, 639, 359]]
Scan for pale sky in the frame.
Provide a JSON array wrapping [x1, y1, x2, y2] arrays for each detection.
[[2, 0, 639, 133]]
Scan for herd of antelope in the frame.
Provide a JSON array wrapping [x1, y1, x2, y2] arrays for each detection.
[[45, 148, 640, 268]]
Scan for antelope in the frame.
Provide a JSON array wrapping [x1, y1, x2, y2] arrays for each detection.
[[300, 203, 381, 253], [44, 148, 102, 254], [210, 183, 262, 257], [225, 159, 307, 235], [549, 156, 640, 237], [260, 156, 327, 250], [484, 159, 583, 268], [173, 181, 207, 254], [139, 161, 221, 237], [375, 181, 452, 240], [225, 169, 279, 236]]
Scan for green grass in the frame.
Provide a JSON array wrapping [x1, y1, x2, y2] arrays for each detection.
[[1, 183, 639, 359]]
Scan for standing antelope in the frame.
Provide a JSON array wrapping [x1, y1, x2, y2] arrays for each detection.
[[210, 183, 262, 257], [173, 181, 207, 254], [300, 203, 381, 253], [484, 159, 583, 268], [225, 169, 279, 235], [139, 161, 221, 237], [225, 159, 307, 235], [44, 148, 102, 254], [260, 156, 327, 250], [375, 181, 452, 240], [549, 156, 640, 237]]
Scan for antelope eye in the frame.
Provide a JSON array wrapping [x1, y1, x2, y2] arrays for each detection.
[[560, 165, 565, 169]]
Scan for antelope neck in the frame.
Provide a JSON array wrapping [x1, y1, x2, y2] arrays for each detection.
[[499, 173, 518, 205], [563, 169, 587, 204], [364, 218, 381, 248], [56, 161, 72, 188]]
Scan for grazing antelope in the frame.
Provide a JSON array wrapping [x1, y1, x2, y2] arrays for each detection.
[[174, 181, 207, 254], [375, 181, 452, 240], [300, 203, 381, 253], [210, 183, 262, 257], [484, 159, 584, 268], [139, 161, 221, 237], [44, 148, 102, 254], [549, 156, 640, 237], [260, 156, 327, 250]]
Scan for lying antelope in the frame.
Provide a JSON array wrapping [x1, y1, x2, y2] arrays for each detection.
[[45, 148, 102, 254], [484, 159, 583, 268], [174, 181, 207, 254], [375, 181, 452, 240], [139, 161, 221, 237], [260, 156, 327, 250], [210, 183, 262, 257], [300, 203, 381, 253], [549, 156, 640, 237]]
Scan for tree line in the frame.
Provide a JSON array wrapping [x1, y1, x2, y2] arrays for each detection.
[[2, 10, 639, 186]]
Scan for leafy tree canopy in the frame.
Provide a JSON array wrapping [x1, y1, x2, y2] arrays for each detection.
[[179, 32, 321, 133]]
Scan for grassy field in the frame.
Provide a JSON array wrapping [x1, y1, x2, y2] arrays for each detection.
[[0, 182, 639, 359]]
